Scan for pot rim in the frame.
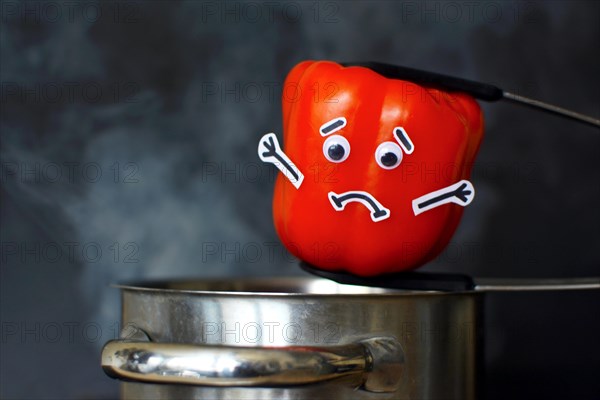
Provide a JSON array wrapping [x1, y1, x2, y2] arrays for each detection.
[[112, 277, 479, 298]]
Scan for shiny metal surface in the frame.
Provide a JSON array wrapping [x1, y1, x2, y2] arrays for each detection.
[[503, 91, 600, 127], [105, 278, 481, 400], [103, 331, 403, 391], [474, 276, 600, 292]]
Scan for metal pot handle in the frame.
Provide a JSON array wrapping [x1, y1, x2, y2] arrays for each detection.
[[101, 328, 404, 393]]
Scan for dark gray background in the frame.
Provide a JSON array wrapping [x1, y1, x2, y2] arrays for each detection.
[[1, 1, 599, 399]]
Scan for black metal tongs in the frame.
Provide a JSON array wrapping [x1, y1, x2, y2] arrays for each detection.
[[301, 262, 600, 293], [341, 61, 600, 128], [301, 62, 600, 292]]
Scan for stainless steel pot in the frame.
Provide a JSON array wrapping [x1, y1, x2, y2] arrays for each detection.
[[102, 278, 483, 399]]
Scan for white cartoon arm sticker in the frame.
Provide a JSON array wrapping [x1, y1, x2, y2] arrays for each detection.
[[412, 180, 475, 216], [258, 133, 304, 189]]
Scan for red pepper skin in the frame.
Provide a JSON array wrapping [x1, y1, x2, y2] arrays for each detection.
[[273, 61, 484, 276]]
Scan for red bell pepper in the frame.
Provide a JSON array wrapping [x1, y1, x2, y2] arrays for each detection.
[[259, 60, 484, 276]]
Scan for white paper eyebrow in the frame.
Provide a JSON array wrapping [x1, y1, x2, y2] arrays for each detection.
[[393, 126, 414, 154], [320, 117, 347, 136]]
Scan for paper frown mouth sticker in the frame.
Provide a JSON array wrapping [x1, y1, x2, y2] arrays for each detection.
[[258, 61, 484, 276], [328, 190, 390, 222]]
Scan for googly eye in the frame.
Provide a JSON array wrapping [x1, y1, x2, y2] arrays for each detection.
[[375, 141, 403, 170], [323, 135, 350, 163]]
